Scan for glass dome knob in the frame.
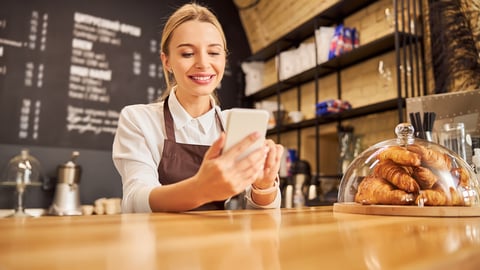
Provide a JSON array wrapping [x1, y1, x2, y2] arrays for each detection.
[[395, 123, 415, 146]]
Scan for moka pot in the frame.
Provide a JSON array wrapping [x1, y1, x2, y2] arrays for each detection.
[[49, 151, 82, 216]]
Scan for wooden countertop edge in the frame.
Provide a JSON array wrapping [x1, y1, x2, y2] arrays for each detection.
[[333, 202, 480, 217]]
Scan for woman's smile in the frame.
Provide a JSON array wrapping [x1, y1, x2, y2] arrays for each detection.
[[189, 74, 216, 84]]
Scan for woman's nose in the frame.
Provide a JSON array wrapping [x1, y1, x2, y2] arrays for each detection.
[[194, 53, 208, 69]]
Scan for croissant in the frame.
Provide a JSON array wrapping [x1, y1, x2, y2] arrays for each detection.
[[412, 166, 438, 189], [407, 144, 452, 171], [451, 167, 470, 187], [355, 176, 414, 205], [378, 146, 421, 167], [415, 183, 464, 206], [449, 186, 464, 206], [374, 160, 420, 193], [402, 166, 414, 175], [415, 188, 448, 206]]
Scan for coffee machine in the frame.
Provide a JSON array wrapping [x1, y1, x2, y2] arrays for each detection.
[[49, 151, 82, 216]]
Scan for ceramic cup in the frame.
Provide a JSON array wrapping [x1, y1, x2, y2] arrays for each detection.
[[288, 111, 304, 123]]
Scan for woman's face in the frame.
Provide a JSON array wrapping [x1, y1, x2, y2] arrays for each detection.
[[162, 20, 226, 99]]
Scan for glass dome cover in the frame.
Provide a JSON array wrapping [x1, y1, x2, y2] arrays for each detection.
[[338, 123, 480, 207], [2, 149, 42, 185]]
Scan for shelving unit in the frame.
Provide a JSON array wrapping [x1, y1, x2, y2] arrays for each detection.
[[248, 32, 417, 101], [241, 0, 427, 190]]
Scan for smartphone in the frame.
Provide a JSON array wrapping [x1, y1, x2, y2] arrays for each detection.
[[223, 108, 269, 160]]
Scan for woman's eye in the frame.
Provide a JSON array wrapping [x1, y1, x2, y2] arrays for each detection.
[[209, 52, 221, 56], [181, 52, 194, 58]]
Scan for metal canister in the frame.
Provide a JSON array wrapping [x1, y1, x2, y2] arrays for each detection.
[[57, 151, 81, 185]]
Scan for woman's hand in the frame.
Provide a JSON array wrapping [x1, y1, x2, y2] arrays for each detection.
[[253, 139, 284, 189], [193, 132, 268, 203], [249, 139, 283, 206]]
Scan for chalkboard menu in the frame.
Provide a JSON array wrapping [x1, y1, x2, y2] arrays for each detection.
[[0, 1, 245, 150]]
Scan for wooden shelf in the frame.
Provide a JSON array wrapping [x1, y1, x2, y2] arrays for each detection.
[[246, 0, 378, 62], [248, 32, 417, 100], [267, 98, 404, 135]]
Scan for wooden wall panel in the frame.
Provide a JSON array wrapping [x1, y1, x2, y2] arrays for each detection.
[[303, 124, 339, 176], [262, 58, 278, 88], [341, 51, 397, 108], [236, 0, 338, 53], [344, 0, 393, 45], [342, 110, 399, 148]]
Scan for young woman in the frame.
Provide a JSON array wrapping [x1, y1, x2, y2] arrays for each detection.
[[112, 3, 283, 212]]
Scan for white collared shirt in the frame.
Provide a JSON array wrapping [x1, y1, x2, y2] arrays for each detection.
[[112, 91, 280, 213]]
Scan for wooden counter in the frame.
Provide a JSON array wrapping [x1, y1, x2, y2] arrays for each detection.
[[1, 206, 480, 269]]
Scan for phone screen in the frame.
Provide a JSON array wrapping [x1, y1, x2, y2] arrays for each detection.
[[223, 108, 269, 160]]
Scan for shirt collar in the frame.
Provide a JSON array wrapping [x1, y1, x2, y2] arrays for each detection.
[[168, 89, 218, 134]]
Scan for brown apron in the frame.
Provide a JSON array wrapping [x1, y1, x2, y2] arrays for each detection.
[[157, 96, 226, 211]]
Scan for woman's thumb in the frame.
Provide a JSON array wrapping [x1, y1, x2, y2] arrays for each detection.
[[204, 132, 226, 159]]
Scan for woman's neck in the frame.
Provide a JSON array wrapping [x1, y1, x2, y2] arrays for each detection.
[[175, 91, 212, 118]]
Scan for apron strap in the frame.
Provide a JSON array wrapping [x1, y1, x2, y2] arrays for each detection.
[[163, 95, 175, 141], [215, 106, 225, 132]]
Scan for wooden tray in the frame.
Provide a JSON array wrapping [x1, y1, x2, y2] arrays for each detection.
[[333, 202, 480, 217]]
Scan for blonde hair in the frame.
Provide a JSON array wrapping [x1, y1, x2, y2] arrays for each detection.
[[159, 3, 228, 100]]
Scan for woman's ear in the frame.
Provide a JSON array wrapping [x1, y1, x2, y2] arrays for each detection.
[[160, 52, 170, 72]]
